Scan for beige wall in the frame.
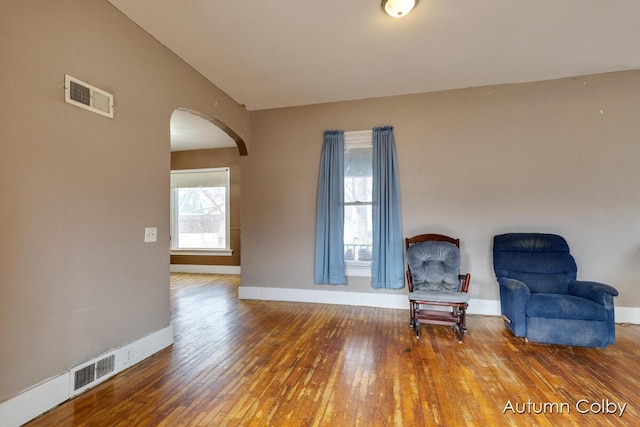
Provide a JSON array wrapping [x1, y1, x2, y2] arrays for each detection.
[[171, 148, 242, 266], [0, 0, 249, 402], [243, 71, 640, 306]]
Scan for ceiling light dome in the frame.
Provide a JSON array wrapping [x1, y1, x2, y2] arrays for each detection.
[[381, 0, 417, 18]]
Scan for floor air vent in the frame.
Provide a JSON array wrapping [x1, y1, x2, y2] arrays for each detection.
[[96, 354, 116, 379], [73, 364, 95, 391], [64, 74, 114, 118], [70, 351, 117, 396]]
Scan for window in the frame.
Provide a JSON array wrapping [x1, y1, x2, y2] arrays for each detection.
[[170, 168, 231, 255], [344, 130, 373, 276], [315, 126, 402, 287]]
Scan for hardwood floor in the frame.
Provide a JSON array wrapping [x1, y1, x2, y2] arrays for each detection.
[[27, 274, 640, 426]]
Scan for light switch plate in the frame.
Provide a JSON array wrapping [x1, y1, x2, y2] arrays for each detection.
[[144, 227, 157, 243]]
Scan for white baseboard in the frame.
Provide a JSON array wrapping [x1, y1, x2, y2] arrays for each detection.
[[238, 286, 640, 324], [615, 306, 640, 324], [239, 286, 408, 309], [238, 286, 497, 315], [0, 373, 69, 427], [0, 324, 174, 427], [467, 299, 502, 316], [170, 264, 241, 275]]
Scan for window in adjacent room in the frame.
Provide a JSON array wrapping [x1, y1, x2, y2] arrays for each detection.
[[170, 168, 231, 255], [344, 130, 373, 276]]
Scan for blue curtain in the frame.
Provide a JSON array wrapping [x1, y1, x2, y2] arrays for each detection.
[[372, 126, 404, 289], [314, 131, 346, 285]]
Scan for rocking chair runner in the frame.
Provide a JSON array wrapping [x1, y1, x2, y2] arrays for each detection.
[[405, 234, 471, 342]]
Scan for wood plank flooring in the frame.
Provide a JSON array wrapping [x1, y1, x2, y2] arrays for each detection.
[[27, 274, 640, 426]]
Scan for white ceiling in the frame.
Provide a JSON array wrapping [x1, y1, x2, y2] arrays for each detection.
[[109, 0, 640, 111]]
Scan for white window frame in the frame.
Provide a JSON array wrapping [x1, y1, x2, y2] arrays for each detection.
[[344, 130, 373, 277], [170, 167, 232, 256]]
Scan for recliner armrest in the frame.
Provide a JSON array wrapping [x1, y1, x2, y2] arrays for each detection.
[[498, 277, 530, 296], [497, 277, 529, 337], [569, 280, 618, 308]]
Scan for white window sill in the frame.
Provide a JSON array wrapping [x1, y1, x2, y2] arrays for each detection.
[[170, 249, 233, 257], [346, 261, 371, 277]]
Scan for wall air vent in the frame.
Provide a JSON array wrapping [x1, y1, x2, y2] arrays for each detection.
[[69, 351, 118, 396], [64, 74, 114, 118]]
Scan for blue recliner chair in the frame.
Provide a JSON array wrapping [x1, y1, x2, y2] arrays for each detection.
[[492, 233, 618, 347]]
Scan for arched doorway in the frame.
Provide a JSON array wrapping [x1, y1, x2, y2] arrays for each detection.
[[169, 108, 245, 274], [172, 107, 247, 156]]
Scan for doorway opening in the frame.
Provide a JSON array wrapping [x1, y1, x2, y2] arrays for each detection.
[[169, 108, 245, 275]]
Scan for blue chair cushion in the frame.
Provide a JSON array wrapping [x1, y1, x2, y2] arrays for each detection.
[[526, 294, 608, 321], [409, 290, 470, 303], [407, 241, 460, 291]]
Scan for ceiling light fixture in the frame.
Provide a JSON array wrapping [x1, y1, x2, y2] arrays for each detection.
[[381, 0, 417, 18]]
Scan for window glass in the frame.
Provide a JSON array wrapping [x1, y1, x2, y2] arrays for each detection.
[[176, 187, 226, 249], [344, 132, 373, 263], [170, 168, 229, 251]]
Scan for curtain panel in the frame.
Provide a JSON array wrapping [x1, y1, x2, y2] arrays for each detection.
[[314, 130, 346, 285], [372, 126, 404, 289]]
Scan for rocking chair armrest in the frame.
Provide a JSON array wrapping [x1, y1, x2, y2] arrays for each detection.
[[458, 273, 471, 293], [406, 269, 414, 292], [569, 280, 618, 309]]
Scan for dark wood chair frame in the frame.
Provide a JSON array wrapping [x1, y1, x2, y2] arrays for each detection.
[[406, 234, 471, 342]]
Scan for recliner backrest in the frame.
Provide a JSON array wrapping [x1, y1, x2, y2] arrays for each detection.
[[407, 241, 460, 291], [493, 233, 577, 294]]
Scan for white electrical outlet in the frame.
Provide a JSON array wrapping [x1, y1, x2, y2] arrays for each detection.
[[121, 346, 134, 368], [144, 227, 157, 243]]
